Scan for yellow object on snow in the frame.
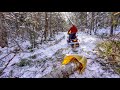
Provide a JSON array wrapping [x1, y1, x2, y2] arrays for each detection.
[[62, 54, 87, 73]]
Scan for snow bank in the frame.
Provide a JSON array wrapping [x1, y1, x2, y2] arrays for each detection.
[[96, 26, 120, 35], [96, 27, 110, 35]]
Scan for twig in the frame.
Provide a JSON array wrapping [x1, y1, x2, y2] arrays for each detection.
[[0, 53, 16, 74], [13, 38, 24, 52], [0, 51, 13, 61]]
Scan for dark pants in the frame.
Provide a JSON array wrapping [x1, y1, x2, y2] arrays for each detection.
[[68, 33, 76, 42]]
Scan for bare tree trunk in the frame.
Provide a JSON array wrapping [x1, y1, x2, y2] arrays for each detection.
[[49, 13, 52, 38], [14, 13, 19, 37], [44, 12, 48, 41], [94, 18, 97, 35], [110, 23, 114, 36], [0, 12, 8, 48], [110, 12, 114, 36], [85, 12, 87, 32], [57, 16, 59, 35], [92, 12, 95, 34], [90, 12, 94, 35], [90, 25, 92, 35], [94, 13, 99, 35]]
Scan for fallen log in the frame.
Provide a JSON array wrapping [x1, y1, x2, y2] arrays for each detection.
[[42, 62, 80, 78]]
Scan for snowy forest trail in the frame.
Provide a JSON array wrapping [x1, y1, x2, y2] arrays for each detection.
[[0, 32, 120, 78]]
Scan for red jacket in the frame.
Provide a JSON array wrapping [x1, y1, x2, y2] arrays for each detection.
[[68, 25, 78, 34]]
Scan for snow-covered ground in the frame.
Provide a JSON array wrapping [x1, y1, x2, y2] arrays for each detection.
[[0, 31, 120, 78], [96, 26, 120, 36]]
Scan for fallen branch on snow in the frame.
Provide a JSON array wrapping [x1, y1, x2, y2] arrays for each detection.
[[41, 62, 80, 78], [0, 53, 16, 75]]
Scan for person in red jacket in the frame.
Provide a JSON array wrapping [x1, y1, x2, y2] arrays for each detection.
[[67, 25, 78, 43], [68, 25, 78, 34]]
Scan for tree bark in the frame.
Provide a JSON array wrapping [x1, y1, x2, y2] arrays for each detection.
[[49, 13, 52, 38], [110, 12, 114, 36], [90, 12, 94, 35], [94, 12, 99, 35], [44, 12, 48, 41], [94, 18, 97, 35], [0, 12, 8, 48], [41, 62, 80, 78]]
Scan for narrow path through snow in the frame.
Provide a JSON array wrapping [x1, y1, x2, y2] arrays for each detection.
[[1, 31, 120, 78]]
